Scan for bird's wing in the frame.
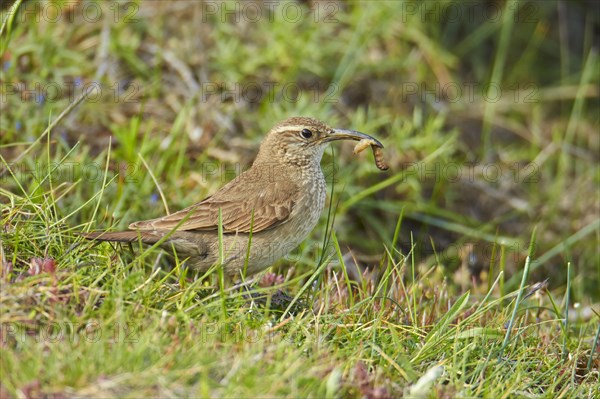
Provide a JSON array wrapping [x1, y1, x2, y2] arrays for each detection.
[[129, 171, 299, 234]]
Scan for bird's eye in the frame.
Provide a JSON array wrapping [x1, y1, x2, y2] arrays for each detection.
[[300, 128, 313, 139]]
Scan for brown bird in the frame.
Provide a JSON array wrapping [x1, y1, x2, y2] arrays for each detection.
[[85, 117, 385, 277]]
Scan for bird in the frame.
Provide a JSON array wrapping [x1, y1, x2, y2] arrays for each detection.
[[84, 116, 385, 278]]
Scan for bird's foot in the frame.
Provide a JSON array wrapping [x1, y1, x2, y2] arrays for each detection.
[[244, 288, 306, 314]]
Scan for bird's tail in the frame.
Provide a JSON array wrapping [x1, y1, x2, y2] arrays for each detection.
[[81, 230, 160, 244]]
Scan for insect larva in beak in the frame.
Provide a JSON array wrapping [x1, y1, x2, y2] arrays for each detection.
[[353, 139, 373, 155], [372, 146, 389, 171], [353, 138, 388, 171]]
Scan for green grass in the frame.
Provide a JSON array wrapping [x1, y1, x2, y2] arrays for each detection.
[[1, 1, 599, 397]]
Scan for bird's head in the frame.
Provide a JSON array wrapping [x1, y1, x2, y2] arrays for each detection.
[[255, 116, 383, 168]]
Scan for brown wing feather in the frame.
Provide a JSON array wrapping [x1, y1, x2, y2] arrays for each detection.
[[129, 170, 299, 234]]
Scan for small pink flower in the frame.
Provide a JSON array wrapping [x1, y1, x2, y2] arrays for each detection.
[[28, 258, 57, 275]]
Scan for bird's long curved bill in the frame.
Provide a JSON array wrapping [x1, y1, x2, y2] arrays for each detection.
[[322, 129, 384, 148]]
